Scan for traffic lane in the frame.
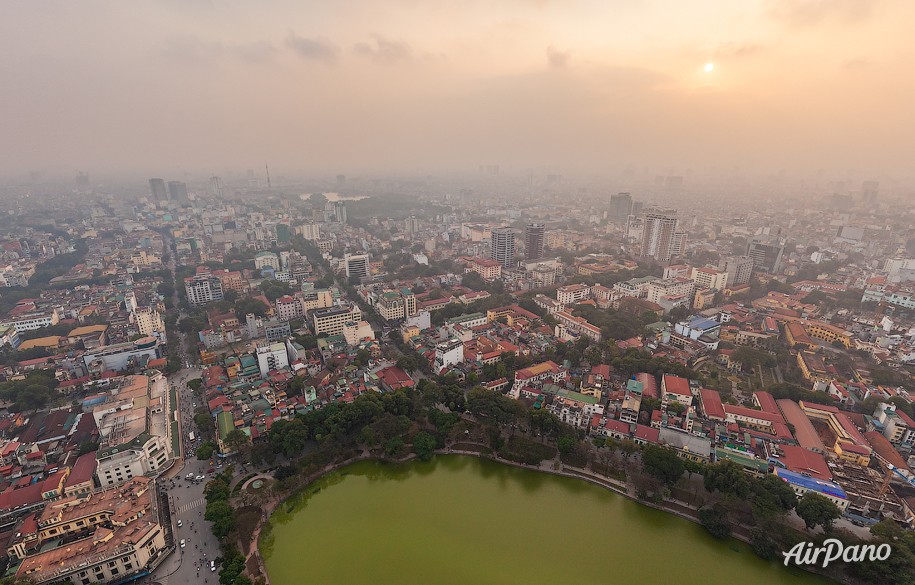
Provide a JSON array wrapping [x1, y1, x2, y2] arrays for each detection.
[[164, 461, 223, 582]]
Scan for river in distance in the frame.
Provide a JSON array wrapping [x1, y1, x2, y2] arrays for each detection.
[[260, 455, 833, 585]]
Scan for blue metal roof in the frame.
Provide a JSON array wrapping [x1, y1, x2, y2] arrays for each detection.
[[775, 468, 847, 499], [688, 316, 720, 330]]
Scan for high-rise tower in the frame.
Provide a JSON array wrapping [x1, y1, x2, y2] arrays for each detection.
[[524, 223, 545, 260], [490, 227, 516, 269], [148, 178, 168, 202], [640, 208, 679, 263]]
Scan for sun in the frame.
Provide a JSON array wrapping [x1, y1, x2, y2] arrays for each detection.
[[704, 62, 715, 73]]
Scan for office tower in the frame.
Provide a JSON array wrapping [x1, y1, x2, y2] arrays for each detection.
[[720, 256, 754, 286], [148, 178, 168, 202], [746, 237, 785, 274], [490, 227, 516, 269], [334, 201, 347, 224], [640, 208, 679, 263], [208, 176, 223, 198], [609, 192, 633, 223], [344, 253, 370, 279], [524, 223, 545, 260], [405, 216, 421, 234], [670, 230, 687, 258], [167, 181, 189, 205]]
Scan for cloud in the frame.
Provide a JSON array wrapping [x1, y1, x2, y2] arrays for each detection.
[[713, 42, 766, 59], [546, 45, 570, 69], [163, 35, 275, 64], [766, 0, 875, 27], [285, 33, 340, 62], [353, 35, 413, 64]]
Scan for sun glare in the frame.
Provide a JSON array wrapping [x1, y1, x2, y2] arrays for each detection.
[[704, 62, 715, 73]]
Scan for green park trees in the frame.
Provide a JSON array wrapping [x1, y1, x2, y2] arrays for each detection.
[[641, 445, 685, 487], [795, 492, 841, 531]]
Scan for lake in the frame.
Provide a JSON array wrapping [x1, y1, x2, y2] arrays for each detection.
[[261, 455, 832, 585]]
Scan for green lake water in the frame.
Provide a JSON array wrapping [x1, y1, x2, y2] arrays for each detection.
[[261, 455, 832, 585]]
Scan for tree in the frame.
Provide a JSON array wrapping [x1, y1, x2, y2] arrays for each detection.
[[698, 504, 731, 538], [204, 500, 235, 539], [557, 435, 577, 456], [795, 492, 841, 531], [78, 440, 99, 455], [750, 475, 797, 518], [641, 445, 685, 486], [412, 431, 437, 461], [224, 429, 248, 453], [234, 297, 269, 320], [196, 441, 216, 460], [703, 460, 751, 498]]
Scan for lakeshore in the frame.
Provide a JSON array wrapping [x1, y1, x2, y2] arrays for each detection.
[[257, 453, 835, 585]]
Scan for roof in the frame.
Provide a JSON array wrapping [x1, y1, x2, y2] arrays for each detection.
[[68, 324, 109, 337], [864, 431, 908, 470], [776, 445, 831, 480], [724, 404, 785, 424], [64, 452, 97, 488], [699, 389, 726, 420], [753, 391, 779, 414], [17, 336, 63, 350], [775, 468, 847, 499], [662, 374, 691, 396]]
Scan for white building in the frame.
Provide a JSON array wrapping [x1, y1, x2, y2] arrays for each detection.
[[344, 253, 370, 279], [557, 284, 592, 305], [343, 321, 375, 346], [646, 278, 696, 305], [255, 251, 281, 271], [690, 267, 728, 291], [434, 338, 464, 373], [256, 342, 290, 377], [313, 304, 362, 336], [184, 274, 224, 306], [133, 307, 165, 337]]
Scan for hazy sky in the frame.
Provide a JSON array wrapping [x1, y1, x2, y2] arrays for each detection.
[[2, 0, 914, 179]]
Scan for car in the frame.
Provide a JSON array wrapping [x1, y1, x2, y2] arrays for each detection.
[[207, 467, 215, 473], [210, 561, 216, 572], [180, 539, 186, 548], [196, 475, 205, 481], [177, 520, 183, 527]]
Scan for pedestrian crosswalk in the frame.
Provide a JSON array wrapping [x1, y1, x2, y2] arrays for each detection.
[[176, 497, 205, 514]]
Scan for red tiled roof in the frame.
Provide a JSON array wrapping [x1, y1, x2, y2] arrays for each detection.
[[699, 389, 726, 420], [64, 452, 97, 488], [662, 374, 690, 396]]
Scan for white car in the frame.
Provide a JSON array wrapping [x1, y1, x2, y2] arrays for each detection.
[[177, 520, 183, 527], [180, 539, 186, 548], [210, 561, 216, 572], [196, 475, 205, 481]]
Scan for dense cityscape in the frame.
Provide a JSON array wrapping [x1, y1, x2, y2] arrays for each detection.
[[0, 172, 912, 584], [3, 2, 915, 585]]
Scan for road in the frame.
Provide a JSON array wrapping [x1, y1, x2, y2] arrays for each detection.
[[151, 366, 243, 585]]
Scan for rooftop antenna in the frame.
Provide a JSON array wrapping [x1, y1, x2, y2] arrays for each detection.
[[265, 163, 272, 190]]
